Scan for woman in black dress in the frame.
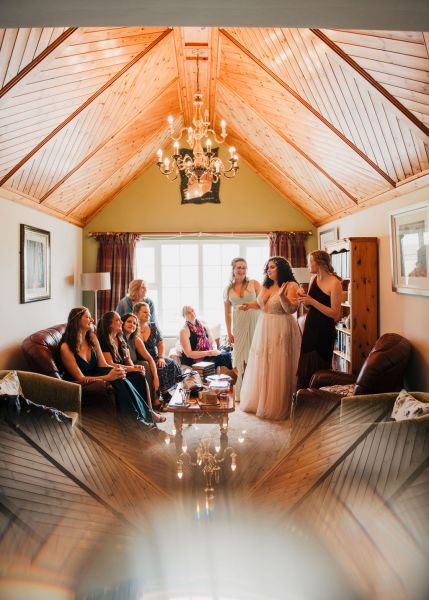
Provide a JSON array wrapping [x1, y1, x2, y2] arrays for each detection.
[[60, 307, 156, 428], [133, 302, 181, 403], [97, 311, 166, 423], [296, 251, 343, 390]]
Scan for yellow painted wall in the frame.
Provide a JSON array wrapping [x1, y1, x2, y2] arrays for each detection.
[[83, 155, 317, 271]]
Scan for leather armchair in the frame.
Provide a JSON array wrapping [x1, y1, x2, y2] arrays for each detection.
[[22, 325, 115, 409], [294, 333, 412, 408]]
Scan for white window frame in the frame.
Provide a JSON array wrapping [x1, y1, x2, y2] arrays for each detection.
[[135, 235, 268, 336]]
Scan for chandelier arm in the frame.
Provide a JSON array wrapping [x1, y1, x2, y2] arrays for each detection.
[[169, 127, 190, 143], [206, 129, 227, 145]]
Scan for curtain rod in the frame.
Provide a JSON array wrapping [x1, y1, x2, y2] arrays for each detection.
[[88, 230, 313, 236]]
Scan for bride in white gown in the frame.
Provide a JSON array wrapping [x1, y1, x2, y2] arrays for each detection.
[[240, 256, 301, 420]]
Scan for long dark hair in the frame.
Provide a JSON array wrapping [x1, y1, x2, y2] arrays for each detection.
[[121, 312, 140, 343], [60, 306, 94, 353], [262, 256, 297, 288], [97, 311, 128, 362]]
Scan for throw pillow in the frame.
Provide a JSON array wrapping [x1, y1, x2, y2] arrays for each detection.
[[319, 383, 355, 397], [391, 389, 429, 421], [0, 371, 23, 397]]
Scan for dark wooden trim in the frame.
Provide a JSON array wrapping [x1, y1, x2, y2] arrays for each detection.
[[220, 79, 359, 205], [0, 28, 78, 100], [39, 78, 179, 204], [0, 28, 173, 188], [311, 28, 429, 139], [219, 28, 396, 187]]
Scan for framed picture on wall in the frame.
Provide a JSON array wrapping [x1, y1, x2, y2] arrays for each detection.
[[318, 227, 338, 251], [390, 202, 429, 297], [20, 224, 51, 303]]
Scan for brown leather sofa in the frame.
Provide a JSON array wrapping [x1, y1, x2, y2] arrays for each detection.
[[294, 333, 412, 410], [22, 324, 115, 409]]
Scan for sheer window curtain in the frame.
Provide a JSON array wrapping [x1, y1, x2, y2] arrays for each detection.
[[94, 233, 140, 318], [268, 231, 310, 267]]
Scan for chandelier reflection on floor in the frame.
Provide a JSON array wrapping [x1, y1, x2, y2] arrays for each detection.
[[177, 436, 238, 496], [156, 51, 239, 185]]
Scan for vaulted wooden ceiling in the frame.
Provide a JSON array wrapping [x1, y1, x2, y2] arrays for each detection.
[[1, 26, 429, 226]]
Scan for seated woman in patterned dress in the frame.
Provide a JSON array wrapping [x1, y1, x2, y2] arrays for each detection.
[[179, 306, 235, 377], [97, 311, 166, 423], [133, 302, 181, 405], [60, 307, 156, 428]]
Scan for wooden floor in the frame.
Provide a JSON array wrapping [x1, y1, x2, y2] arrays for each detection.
[[0, 396, 428, 599]]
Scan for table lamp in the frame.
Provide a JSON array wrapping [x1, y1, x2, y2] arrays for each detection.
[[81, 272, 111, 323]]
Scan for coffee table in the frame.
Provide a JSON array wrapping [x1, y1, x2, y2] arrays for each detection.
[[167, 383, 235, 448]]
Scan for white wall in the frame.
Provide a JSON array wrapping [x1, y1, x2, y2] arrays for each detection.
[[0, 196, 82, 370], [323, 184, 429, 391]]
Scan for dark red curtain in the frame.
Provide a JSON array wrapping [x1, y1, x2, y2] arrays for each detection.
[[268, 231, 310, 267], [94, 233, 140, 317]]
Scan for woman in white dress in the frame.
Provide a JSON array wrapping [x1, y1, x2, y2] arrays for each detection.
[[224, 258, 260, 401], [240, 256, 301, 420]]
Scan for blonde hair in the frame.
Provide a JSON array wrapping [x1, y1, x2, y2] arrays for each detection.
[[133, 301, 150, 318], [310, 250, 341, 280], [127, 279, 145, 303], [182, 305, 193, 318]]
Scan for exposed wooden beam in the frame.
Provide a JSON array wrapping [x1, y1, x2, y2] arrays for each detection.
[[0, 27, 173, 188], [220, 78, 359, 205], [219, 28, 396, 188], [311, 28, 429, 139], [226, 127, 328, 222], [1, 185, 83, 226], [39, 78, 179, 204], [0, 28, 78, 100]]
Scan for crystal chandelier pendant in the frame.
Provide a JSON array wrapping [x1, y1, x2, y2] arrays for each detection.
[[156, 51, 239, 185]]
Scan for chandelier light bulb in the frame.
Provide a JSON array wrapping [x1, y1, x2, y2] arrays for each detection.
[[156, 148, 162, 160], [173, 141, 179, 153], [164, 157, 170, 170], [182, 444, 187, 453], [215, 445, 221, 453], [177, 470, 183, 479], [221, 119, 226, 129], [229, 146, 236, 157], [167, 115, 174, 125], [206, 138, 212, 149]]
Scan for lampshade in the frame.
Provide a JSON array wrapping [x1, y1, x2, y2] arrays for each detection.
[[293, 267, 312, 284], [81, 272, 111, 291]]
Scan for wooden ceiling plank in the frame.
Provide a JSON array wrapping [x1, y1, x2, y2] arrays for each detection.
[[76, 126, 174, 223], [312, 28, 429, 138], [0, 28, 78, 99], [0, 27, 173, 189], [0, 29, 18, 87], [39, 79, 179, 203], [326, 30, 427, 58], [172, 27, 190, 126], [208, 27, 219, 127], [219, 77, 358, 205], [219, 28, 395, 187]]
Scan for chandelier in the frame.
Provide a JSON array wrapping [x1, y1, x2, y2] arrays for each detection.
[[156, 52, 239, 185]]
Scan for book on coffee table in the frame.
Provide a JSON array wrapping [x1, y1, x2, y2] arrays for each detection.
[[192, 361, 216, 381]]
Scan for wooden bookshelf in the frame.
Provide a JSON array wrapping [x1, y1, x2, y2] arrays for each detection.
[[325, 237, 379, 375]]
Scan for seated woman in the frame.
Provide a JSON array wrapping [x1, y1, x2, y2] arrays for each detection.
[[179, 305, 234, 373], [60, 307, 156, 428], [121, 312, 161, 409], [133, 302, 181, 404], [97, 311, 165, 423]]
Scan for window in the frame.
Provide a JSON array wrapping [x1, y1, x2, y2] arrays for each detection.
[[135, 237, 268, 336]]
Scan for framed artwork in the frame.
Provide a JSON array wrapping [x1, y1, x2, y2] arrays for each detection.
[[179, 148, 220, 205], [20, 224, 51, 303], [318, 226, 338, 251], [390, 202, 429, 297]]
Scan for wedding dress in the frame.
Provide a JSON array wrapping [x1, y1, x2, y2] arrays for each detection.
[[240, 288, 301, 420]]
